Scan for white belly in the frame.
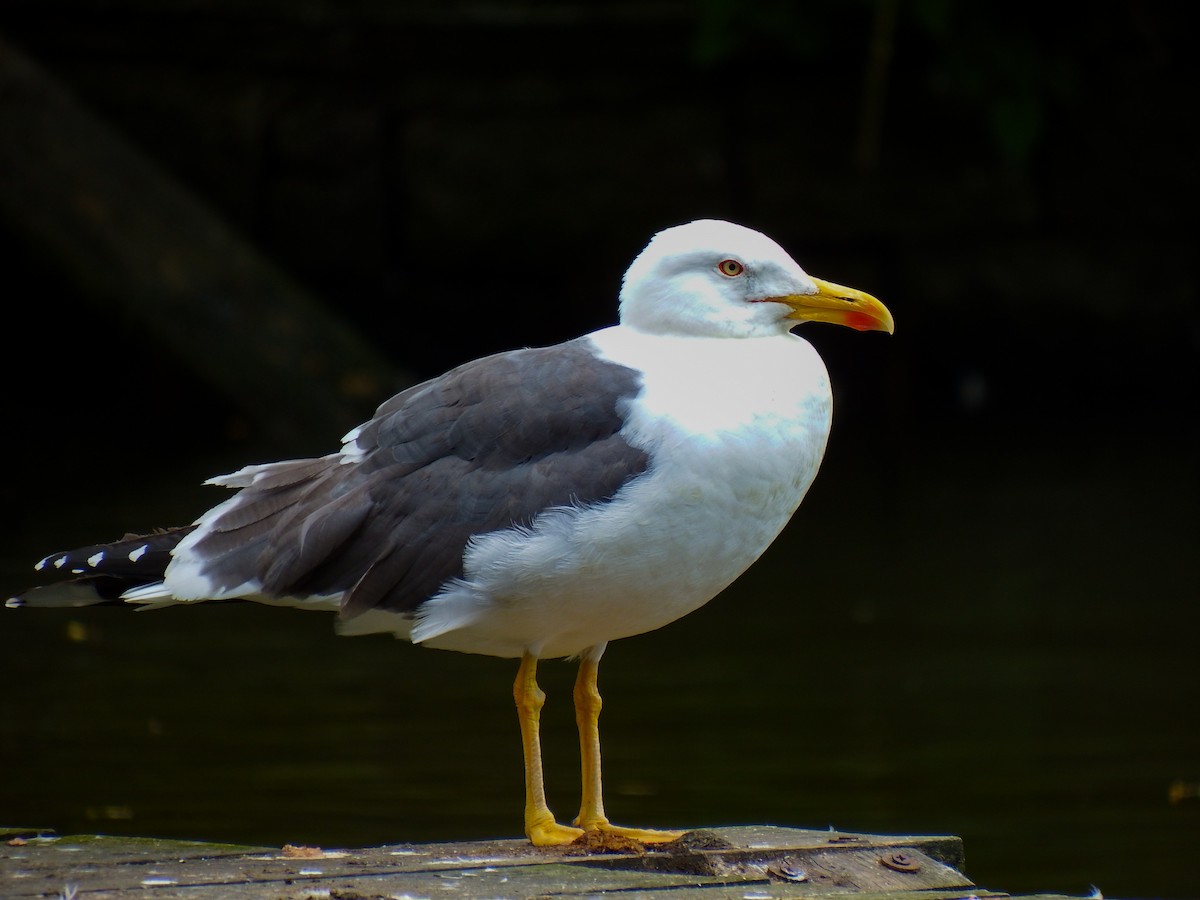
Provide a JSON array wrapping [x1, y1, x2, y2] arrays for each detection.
[[405, 327, 833, 659]]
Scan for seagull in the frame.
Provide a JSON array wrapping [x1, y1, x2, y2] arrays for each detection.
[[9, 218, 893, 847]]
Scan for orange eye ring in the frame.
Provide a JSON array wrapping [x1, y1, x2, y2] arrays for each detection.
[[718, 259, 745, 277]]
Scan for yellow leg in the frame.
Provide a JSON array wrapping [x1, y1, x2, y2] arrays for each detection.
[[514, 652, 583, 846], [573, 653, 608, 830], [573, 652, 684, 843]]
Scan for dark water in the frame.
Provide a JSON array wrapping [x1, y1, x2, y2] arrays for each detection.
[[2, 435, 1197, 898]]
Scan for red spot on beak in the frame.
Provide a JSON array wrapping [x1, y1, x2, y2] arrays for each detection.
[[845, 311, 881, 332]]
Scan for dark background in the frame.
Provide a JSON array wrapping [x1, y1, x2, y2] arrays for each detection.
[[1, 2, 1197, 897], [2, 0, 1196, 467]]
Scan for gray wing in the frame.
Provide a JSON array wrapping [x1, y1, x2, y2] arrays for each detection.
[[187, 337, 649, 619]]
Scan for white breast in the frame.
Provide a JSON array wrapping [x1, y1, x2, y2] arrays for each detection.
[[409, 326, 833, 660]]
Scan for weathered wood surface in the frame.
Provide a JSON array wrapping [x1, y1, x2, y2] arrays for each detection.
[[0, 824, 1090, 899]]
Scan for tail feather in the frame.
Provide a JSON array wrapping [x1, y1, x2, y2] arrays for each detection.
[[9, 527, 195, 609]]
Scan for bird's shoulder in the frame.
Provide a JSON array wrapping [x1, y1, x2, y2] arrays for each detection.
[[346, 336, 645, 470]]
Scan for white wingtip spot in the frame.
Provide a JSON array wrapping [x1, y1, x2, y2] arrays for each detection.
[[128, 545, 148, 563], [35, 557, 48, 571], [5, 597, 23, 609], [87, 551, 105, 568]]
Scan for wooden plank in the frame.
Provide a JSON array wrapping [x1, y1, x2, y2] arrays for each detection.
[[0, 824, 1098, 899]]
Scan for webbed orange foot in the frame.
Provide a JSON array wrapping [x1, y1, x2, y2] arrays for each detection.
[[526, 815, 585, 847], [577, 818, 685, 844]]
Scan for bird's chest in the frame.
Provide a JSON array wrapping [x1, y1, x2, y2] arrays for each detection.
[[605, 355, 831, 575], [613, 331, 833, 491], [562, 334, 834, 617], [437, 332, 835, 658]]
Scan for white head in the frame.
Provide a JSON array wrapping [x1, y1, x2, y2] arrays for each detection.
[[618, 219, 893, 338]]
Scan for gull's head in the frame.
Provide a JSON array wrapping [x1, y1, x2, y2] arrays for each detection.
[[618, 219, 893, 338]]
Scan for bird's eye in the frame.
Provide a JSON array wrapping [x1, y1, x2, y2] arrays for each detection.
[[718, 259, 745, 277]]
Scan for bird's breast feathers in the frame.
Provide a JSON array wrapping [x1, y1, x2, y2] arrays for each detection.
[[590, 324, 831, 438], [407, 326, 834, 659]]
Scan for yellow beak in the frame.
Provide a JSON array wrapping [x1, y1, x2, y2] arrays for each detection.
[[780, 277, 895, 334]]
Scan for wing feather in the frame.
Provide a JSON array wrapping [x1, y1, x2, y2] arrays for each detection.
[[184, 337, 648, 617]]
